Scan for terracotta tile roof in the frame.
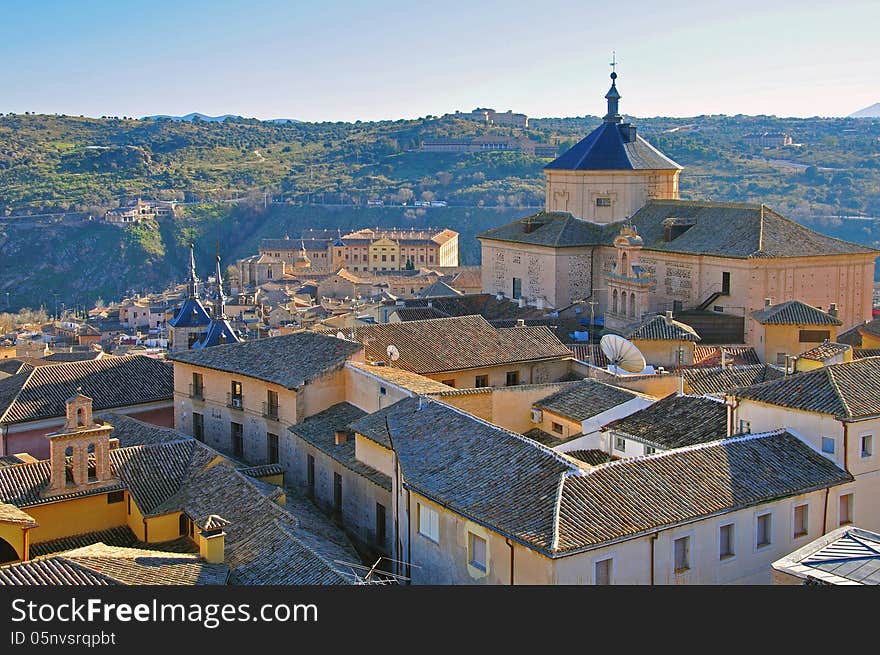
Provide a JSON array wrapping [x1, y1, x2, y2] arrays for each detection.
[[854, 349, 880, 359], [0, 543, 229, 586], [355, 315, 571, 374], [693, 345, 760, 366], [732, 356, 880, 418], [624, 314, 700, 342], [567, 344, 610, 367], [0, 356, 172, 425], [168, 332, 363, 389], [602, 394, 728, 449], [798, 341, 851, 362], [388, 398, 850, 556], [521, 427, 566, 448], [289, 403, 391, 491], [28, 526, 198, 558], [680, 364, 784, 395], [0, 502, 37, 526], [751, 300, 842, 326], [534, 379, 640, 422], [346, 361, 452, 395]]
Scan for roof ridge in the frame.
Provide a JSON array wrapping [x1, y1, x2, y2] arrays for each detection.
[[0, 367, 36, 423], [824, 366, 854, 418]]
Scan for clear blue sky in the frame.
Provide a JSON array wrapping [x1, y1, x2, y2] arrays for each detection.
[[1, 0, 877, 121]]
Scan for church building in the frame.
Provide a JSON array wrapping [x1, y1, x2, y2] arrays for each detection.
[[478, 69, 877, 344]]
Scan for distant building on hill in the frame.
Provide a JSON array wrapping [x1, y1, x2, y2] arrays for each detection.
[[456, 108, 529, 128], [419, 136, 556, 157], [742, 132, 793, 148], [104, 199, 177, 226]]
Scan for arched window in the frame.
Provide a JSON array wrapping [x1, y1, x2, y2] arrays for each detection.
[[621, 252, 628, 276], [612, 289, 618, 314], [629, 293, 636, 318], [76, 407, 85, 427], [87, 443, 97, 482], [65, 446, 75, 486]]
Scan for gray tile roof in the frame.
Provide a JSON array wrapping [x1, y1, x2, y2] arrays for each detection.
[[168, 331, 363, 389], [732, 356, 880, 418], [289, 403, 391, 491], [563, 449, 614, 466], [602, 394, 728, 449], [693, 345, 760, 366], [751, 300, 842, 326], [0, 356, 173, 425], [355, 315, 571, 374], [534, 379, 640, 422], [0, 543, 229, 586], [478, 200, 877, 259], [28, 526, 198, 558], [772, 526, 880, 585], [854, 348, 880, 359], [521, 427, 566, 448], [97, 412, 189, 447], [388, 397, 850, 556], [348, 403, 401, 449], [680, 364, 785, 395], [624, 314, 700, 342]]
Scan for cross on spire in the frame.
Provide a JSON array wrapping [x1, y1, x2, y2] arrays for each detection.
[[610, 51, 617, 75]]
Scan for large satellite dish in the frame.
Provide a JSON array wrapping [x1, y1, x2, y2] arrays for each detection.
[[386, 344, 400, 362], [600, 334, 647, 374]]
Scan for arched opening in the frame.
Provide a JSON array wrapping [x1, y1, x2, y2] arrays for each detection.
[[621, 252, 628, 276], [64, 446, 75, 486], [87, 443, 97, 482], [76, 407, 85, 427], [0, 537, 19, 564], [629, 293, 636, 318], [612, 289, 618, 314]]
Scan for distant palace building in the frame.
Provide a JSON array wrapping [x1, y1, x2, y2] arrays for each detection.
[[419, 136, 557, 157], [104, 199, 177, 226], [456, 108, 529, 128], [477, 70, 877, 345], [743, 132, 793, 148]]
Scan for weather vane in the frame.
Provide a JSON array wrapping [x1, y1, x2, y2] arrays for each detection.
[[610, 51, 618, 75]]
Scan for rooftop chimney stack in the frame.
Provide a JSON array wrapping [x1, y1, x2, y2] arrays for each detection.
[[764, 298, 772, 308], [516, 319, 526, 327], [829, 303, 839, 318], [664, 310, 674, 325], [334, 430, 348, 446], [198, 515, 230, 564]]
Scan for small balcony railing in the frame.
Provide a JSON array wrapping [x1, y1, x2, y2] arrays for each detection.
[[263, 402, 279, 421], [226, 393, 244, 410], [188, 384, 204, 401]]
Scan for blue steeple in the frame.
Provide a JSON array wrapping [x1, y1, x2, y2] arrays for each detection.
[[604, 72, 621, 123]]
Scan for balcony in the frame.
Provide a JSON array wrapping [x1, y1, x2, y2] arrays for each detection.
[[262, 402, 280, 421], [226, 393, 244, 411], [188, 384, 204, 401]]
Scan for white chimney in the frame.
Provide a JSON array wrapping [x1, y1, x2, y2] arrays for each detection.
[[664, 310, 673, 325], [518, 296, 525, 308], [764, 297, 772, 308], [535, 297, 544, 310], [516, 319, 526, 327], [829, 303, 838, 318]]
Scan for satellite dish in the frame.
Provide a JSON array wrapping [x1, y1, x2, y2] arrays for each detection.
[[600, 334, 647, 374], [386, 344, 400, 362], [336, 331, 346, 340]]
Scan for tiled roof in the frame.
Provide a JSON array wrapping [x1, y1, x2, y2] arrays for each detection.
[[545, 121, 681, 171], [417, 281, 464, 298], [167, 297, 211, 328], [521, 427, 566, 448], [563, 450, 614, 466], [391, 307, 449, 321], [602, 394, 728, 449], [0, 502, 37, 526], [29, 526, 198, 558], [0, 543, 229, 586], [192, 318, 242, 349], [0, 356, 173, 425], [168, 332, 363, 389], [96, 412, 189, 447], [346, 361, 452, 395], [680, 364, 784, 396], [534, 379, 640, 422], [751, 300, 842, 326], [624, 314, 700, 342], [237, 463, 284, 478], [854, 348, 880, 359], [732, 356, 880, 418], [41, 351, 106, 362], [479, 200, 877, 259], [772, 526, 880, 585], [836, 324, 864, 347], [798, 341, 851, 362], [391, 294, 548, 323], [555, 431, 851, 553], [289, 403, 391, 491], [355, 315, 571, 374], [693, 345, 760, 367], [567, 344, 610, 367], [388, 398, 850, 556]]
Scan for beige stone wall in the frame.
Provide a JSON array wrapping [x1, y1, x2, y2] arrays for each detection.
[[632, 339, 696, 369], [545, 169, 679, 223], [423, 359, 571, 389], [343, 365, 413, 414]]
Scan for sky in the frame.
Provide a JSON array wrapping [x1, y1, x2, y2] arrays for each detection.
[[0, 0, 877, 122]]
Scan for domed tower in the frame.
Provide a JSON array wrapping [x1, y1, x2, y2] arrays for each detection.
[[544, 63, 681, 224]]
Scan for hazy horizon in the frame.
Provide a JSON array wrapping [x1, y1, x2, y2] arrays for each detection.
[[1, 0, 877, 122]]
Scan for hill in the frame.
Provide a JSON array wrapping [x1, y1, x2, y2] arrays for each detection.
[[850, 103, 880, 119]]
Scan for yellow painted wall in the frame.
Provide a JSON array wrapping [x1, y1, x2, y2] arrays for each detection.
[[861, 331, 880, 349], [756, 323, 839, 365], [632, 339, 696, 369], [27, 493, 127, 544], [354, 434, 394, 477], [0, 522, 28, 561], [145, 512, 184, 544], [126, 493, 147, 541], [536, 410, 581, 441], [424, 359, 571, 389]]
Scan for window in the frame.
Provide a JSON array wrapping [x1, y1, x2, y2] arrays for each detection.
[[551, 422, 563, 435], [230, 380, 243, 409], [512, 277, 522, 300], [87, 443, 96, 482], [333, 473, 343, 517], [756, 513, 772, 548], [839, 493, 853, 525], [721, 271, 730, 294], [719, 523, 735, 559], [307, 454, 315, 498], [379, 386, 387, 396], [441, 379, 455, 387], [861, 435, 873, 458], [381, 255, 387, 262], [127, 495, 131, 515], [596, 197, 611, 207], [191, 372, 203, 398], [645, 445, 656, 455], [674, 536, 690, 573], [793, 504, 809, 538], [821, 437, 835, 454], [267, 433, 279, 464], [266, 389, 279, 420], [231, 422, 243, 458], [376, 503, 386, 547], [418, 503, 439, 542], [474, 375, 489, 388], [193, 412, 204, 442], [468, 532, 487, 571], [179, 513, 190, 537], [107, 491, 124, 504], [615, 436, 626, 452], [595, 558, 612, 585], [506, 371, 520, 386], [799, 329, 831, 343]]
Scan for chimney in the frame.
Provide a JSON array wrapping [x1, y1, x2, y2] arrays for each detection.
[[518, 296, 525, 308], [664, 310, 673, 325], [829, 303, 838, 318], [516, 319, 526, 327], [198, 515, 229, 564], [427, 300, 432, 308], [764, 297, 772, 308], [535, 297, 544, 310], [109, 438, 119, 450], [334, 430, 348, 445]]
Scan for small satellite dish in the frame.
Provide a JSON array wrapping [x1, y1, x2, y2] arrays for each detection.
[[336, 331, 346, 340], [386, 344, 400, 362], [600, 334, 647, 374]]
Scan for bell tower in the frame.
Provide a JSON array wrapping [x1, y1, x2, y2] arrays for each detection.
[[605, 224, 652, 332]]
